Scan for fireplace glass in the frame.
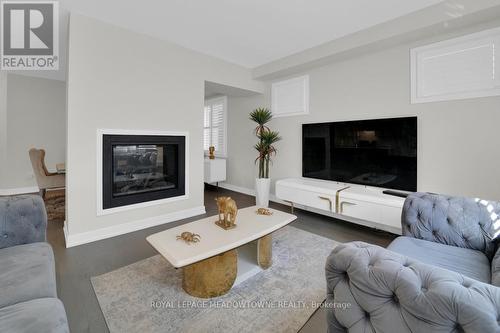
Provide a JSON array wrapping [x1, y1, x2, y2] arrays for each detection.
[[102, 134, 185, 210], [112, 144, 177, 197]]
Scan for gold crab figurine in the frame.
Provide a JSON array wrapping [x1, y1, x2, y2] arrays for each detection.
[[256, 208, 273, 216], [176, 232, 201, 244]]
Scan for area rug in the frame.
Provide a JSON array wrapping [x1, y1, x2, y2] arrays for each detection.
[[44, 189, 65, 222], [91, 226, 338, 333]]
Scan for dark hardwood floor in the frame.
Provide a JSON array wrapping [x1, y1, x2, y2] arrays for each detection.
[[47, 186, 395, 333]]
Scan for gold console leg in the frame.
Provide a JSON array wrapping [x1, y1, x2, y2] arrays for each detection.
[[182, 249, 237, 298], [257, 234, 272, 269], [284, 200, 294, 214]]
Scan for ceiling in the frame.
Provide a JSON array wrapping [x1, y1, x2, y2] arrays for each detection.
[[63, 0, 443, 67], [205, 81, 260, 99], [13, 0, 446, 81]]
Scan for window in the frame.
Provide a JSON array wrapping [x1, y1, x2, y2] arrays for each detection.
[[271, 75, 309, 117], [411, 27, 500, 103], [204, 96, 227, 157]]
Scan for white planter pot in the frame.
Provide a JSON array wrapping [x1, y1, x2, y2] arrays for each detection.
[[255, 178, 271, 207]]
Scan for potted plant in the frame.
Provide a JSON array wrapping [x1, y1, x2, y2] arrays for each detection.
[[250, 108, 281, 207]]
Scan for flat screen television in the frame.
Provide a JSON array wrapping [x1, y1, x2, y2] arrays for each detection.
[[302, 117, 417, 192]]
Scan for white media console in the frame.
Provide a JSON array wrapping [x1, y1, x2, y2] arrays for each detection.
[[275, 178, 406, 234]]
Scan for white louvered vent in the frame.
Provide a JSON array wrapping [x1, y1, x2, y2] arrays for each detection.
[[411, 27, 500, 103], [203, 96, 227, 157]]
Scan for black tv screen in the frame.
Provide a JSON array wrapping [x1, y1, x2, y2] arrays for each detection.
[[302, 117, 417, 192]]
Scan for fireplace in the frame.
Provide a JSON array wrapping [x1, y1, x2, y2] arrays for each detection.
[[102, 134, 185, 210]]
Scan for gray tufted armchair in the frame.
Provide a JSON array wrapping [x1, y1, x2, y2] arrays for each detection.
[[0, 195, 47, 249], [325, 192, 500, 333], [0, 195, 69, 332]]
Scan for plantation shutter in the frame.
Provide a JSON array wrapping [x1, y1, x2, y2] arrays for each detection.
[[203, 96, 227, 157], [203, 105, 211, 151]]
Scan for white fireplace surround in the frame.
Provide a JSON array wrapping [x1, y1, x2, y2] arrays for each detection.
[[96, 129, 190, 216]]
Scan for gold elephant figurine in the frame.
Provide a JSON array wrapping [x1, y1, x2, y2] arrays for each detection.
[[215, 196, 238, 230]]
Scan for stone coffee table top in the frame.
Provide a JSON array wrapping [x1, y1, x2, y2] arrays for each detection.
[[146, 206, 297, 268]]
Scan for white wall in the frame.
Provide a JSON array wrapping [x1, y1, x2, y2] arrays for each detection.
[[226, 31, 500, 201], [65, 14, 264, 243], [0, 74, 66, 191], [0, 72, 7, 188]]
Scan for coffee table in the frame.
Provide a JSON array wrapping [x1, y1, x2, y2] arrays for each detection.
[[146, 206, 297, 298]]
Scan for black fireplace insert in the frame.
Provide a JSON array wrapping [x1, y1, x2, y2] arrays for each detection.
[[102, 134, 185, 209]]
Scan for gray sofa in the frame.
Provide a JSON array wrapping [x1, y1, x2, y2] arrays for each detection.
[[326, 192, 500, 333], [0, 195, 69, 333]]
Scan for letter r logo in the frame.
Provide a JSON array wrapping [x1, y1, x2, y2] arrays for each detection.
[[2, 2, 54, 55], [10, 8, 49, 49]]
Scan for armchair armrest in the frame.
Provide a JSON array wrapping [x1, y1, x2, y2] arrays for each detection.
[[44, 170, 58, 177], [402, 192, 500, 258], [325, 242, 500, 333], [39, 173, 65, 190], [0, 195, 47, 249]]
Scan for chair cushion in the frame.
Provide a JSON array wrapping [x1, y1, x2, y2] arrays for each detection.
[[492, 246, 500, 287], [0, 298, 69, 333], [0, 243, 56, 308], [387, 236, 491, 283]]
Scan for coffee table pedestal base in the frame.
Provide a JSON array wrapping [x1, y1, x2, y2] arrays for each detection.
[[257, 234, 272, 269], [182, 249, 237, 298]]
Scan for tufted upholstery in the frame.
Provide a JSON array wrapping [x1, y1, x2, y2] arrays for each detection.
[[0, 195, 47, 249], [402, 192, 500, 259], [0, 194, 69, 333], [326, 192, 500, 332], [326, 242, 500, 333], [492, 248, 500, 287]]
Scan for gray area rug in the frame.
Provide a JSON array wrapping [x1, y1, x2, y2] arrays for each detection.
[[91, 226, 338, 333]]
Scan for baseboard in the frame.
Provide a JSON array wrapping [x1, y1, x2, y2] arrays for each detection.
[[0, 186, 39, 196], [218, 182, 256, 196], [218, 182, 290, 206], [63, 205, 206, 248]]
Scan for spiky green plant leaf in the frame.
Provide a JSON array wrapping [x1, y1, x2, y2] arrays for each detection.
[[249, 108, 280, 178], [249, 108, 272, 125]]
